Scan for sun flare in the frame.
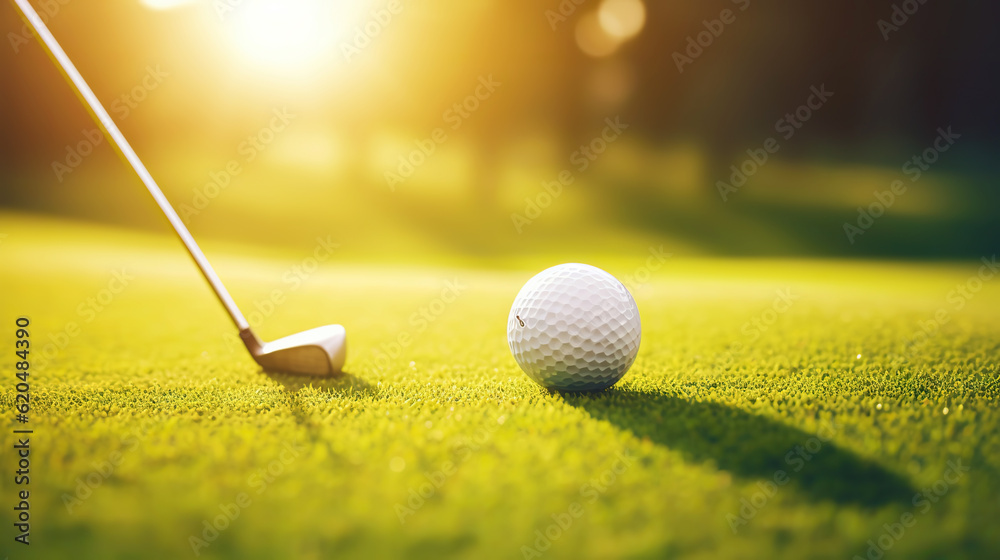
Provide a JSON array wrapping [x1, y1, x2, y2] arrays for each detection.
[[222, 0, 374, 74]]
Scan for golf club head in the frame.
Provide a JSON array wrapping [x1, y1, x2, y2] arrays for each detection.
[[240, 325, 346, 376]]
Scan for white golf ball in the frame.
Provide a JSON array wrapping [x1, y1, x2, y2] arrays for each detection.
[[507, 263, 641, 391]]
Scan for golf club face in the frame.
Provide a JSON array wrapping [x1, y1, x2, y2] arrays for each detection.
[[240, 325, 346, 376]]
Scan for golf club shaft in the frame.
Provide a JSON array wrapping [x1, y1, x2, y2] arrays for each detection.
[[13, 0, 250, 331]]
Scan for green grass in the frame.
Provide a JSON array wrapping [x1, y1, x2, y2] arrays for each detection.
[[1, 212, 998, 559]]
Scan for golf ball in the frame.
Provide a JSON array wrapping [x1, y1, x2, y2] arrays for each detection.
[[507, 263, 641, 391]]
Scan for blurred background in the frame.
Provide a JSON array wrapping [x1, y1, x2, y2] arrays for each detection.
[[2, 0, 997, 261]]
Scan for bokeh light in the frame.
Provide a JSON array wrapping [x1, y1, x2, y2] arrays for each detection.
[[598, 0, 646, 40], [575, 11, 620, 58], [2, 0, 996, 260]]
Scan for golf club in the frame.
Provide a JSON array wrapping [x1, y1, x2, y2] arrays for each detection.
[[13, 0, 346, 376]]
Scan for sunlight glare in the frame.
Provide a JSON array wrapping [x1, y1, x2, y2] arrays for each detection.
[[140, 0, 197, 9], [224, 0, 372, 74]]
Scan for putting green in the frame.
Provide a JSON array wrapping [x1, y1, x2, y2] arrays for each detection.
[[1, 212, 998, 559]]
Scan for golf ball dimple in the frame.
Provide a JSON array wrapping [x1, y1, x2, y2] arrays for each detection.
[[507, 263, 641, 391]]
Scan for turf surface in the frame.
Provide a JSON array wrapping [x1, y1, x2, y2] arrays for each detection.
[[1, 212, 998, 559]]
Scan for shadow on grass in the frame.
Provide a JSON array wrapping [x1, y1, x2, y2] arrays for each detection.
[[264, 370, 374, 437], [562, 388, 915, 508], [263, 370, 373, 395]]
